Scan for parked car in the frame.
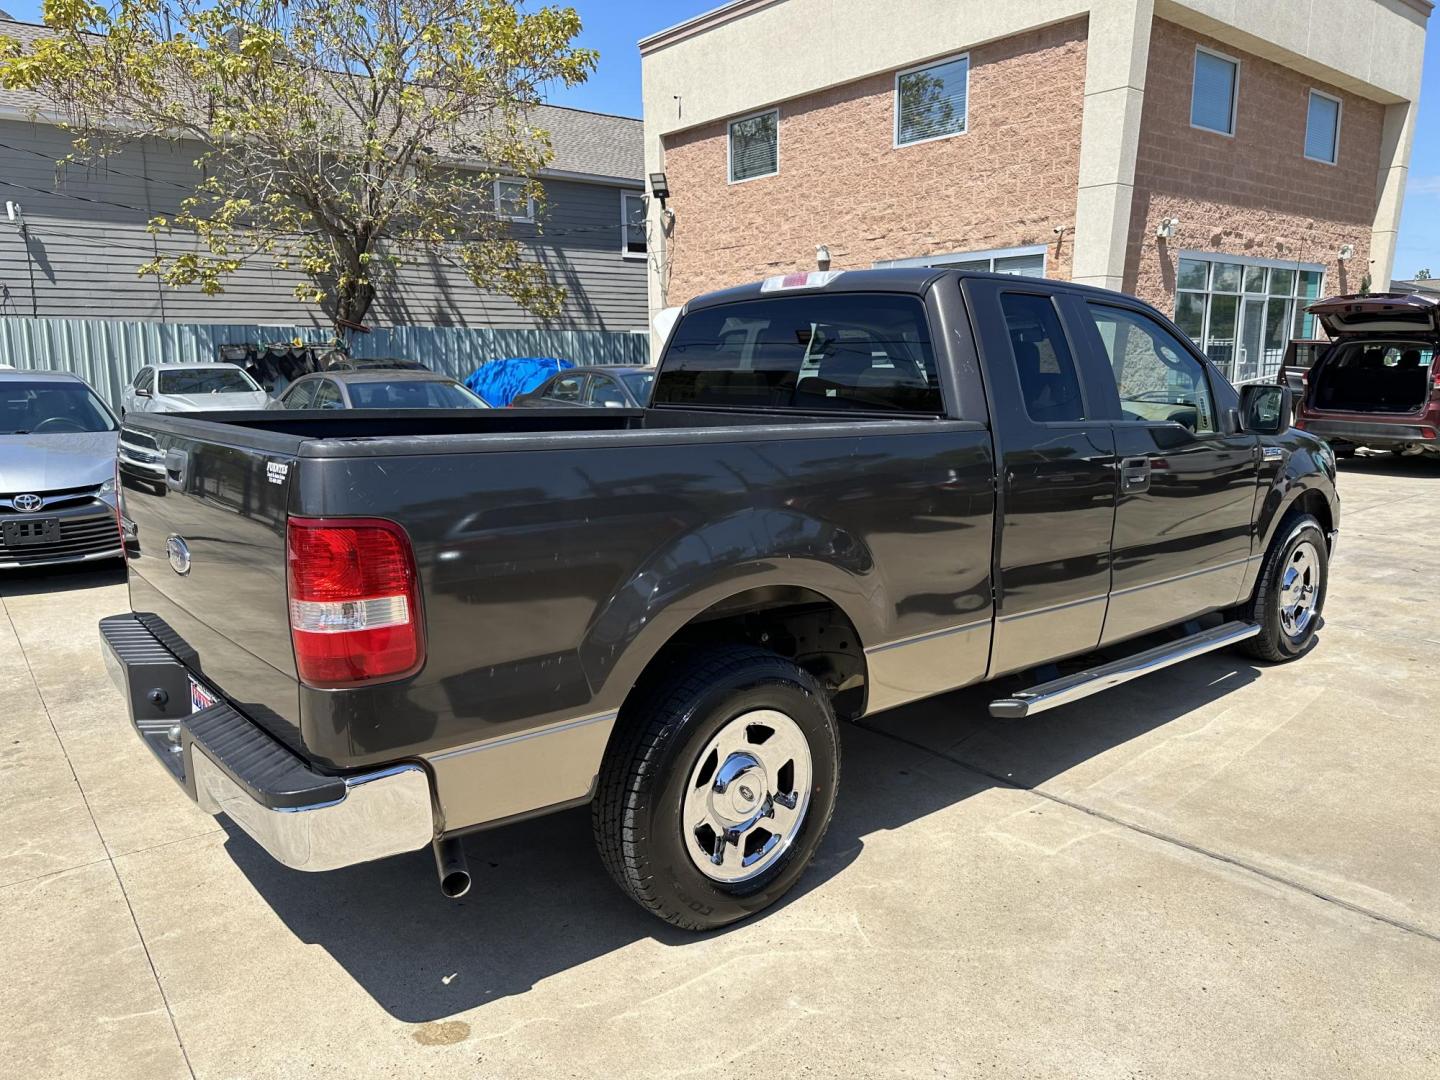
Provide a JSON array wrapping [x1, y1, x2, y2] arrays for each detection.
[[122, 362, 270, 416], [272, 370, 489, 410], [1294, 292, 1440, 456], [104, 268, 1337, 931], [1281, 338, 1328, 398], [322, 356, 430, 373], [1, 370, 122, 569], [511, 365, 656, 409]]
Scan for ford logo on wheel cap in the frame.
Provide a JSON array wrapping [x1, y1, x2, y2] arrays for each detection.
[[13, 493, 43, 513], [166, 535, 192, 576]]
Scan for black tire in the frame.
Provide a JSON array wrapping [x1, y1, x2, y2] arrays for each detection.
[[593, 645, 840, 931], [1236, 514, 1328, 662]]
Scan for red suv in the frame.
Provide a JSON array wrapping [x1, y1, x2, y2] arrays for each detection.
[[1294, 292, 1440, 457]]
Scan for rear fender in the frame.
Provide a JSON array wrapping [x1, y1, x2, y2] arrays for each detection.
[[579, 507, 885, 709]]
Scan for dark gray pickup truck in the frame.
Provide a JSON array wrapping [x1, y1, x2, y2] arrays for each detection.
[[103, 268, 1338, 930]]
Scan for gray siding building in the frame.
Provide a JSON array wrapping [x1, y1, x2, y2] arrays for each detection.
[[0, 17, 648, 340]]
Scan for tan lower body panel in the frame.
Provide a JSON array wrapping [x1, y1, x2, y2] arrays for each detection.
[[863, 619, 992, 714], [425, 711, 618, 833]]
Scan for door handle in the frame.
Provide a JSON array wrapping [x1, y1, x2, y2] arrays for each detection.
[[164, 449, 189, 492], [1120, 456, 1151, 493]]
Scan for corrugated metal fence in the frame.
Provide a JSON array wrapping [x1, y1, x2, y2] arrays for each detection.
[[0, 318, 651, 406]]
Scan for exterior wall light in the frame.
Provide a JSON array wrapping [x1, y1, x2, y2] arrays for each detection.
[[816, 244, 831, 270], [1337, 244, 1355, 261], [1155, 217, 1180, 240], [649, 172, 671, 209]]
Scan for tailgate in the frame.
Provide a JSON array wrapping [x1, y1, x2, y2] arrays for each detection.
[[118, 415, 303, 750]]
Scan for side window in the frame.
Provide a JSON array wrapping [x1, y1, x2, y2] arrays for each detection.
[[999, 292, 1085, 423], [546, 375, 586, 403], [282, 380, 317, 409], [588, 376, 628, 408], [654, 293, 942, 414], [1088, 305, 1217, 434], [311, 380, 344, 410]]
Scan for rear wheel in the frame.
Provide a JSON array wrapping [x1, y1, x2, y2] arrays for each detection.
[[593, 645, 840, 930], [1237, 514, 1328, 662]]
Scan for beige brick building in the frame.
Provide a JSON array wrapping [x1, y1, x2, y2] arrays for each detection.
[[639, 0, 1429, 380]]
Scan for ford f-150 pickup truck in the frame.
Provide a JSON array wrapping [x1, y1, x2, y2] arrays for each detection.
[[102, 268, 1338, 930]]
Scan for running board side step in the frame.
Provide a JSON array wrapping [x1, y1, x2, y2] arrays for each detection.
[[988, 621, 1261, 719]]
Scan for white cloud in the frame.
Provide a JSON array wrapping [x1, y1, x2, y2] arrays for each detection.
[[1410, 175, 1440, 198]]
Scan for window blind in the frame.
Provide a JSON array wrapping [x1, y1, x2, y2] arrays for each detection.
[[1305, 92, 1340, 163], [729, 112, 778, 181], [897, 56, 968, 144], [1191, 51, 1237, 134]]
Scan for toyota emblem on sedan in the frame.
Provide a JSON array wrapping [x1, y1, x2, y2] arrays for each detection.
[[13, 493, 43, 513], [166, 535, 192, 575]]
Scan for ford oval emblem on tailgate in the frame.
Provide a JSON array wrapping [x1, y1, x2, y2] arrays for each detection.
[[166, 535, 192, 576]]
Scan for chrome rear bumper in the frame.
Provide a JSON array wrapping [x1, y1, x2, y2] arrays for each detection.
[[100, 613, 435, 872]]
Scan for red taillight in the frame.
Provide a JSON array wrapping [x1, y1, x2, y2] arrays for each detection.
[[286, 517, 424, 688]]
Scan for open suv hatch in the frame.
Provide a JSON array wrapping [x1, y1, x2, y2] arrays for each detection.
[[1295, 292, 1440, 456]]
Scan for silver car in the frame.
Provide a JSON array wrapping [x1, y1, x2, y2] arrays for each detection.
[[121, 362, 270, 416], [0, 370, 122, 569]]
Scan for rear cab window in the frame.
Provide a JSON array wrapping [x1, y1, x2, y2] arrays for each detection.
[[653, 293, 943, 414]]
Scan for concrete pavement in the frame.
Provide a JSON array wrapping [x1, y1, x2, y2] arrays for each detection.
[[2, 456, 1438, 1079]]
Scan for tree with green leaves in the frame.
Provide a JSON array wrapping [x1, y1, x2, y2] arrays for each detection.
[[0, 0, 596, 332]]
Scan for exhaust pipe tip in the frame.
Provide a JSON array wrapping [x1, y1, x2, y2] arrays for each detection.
[[439, 868, 472, 899], [433, 836, 471, 900]]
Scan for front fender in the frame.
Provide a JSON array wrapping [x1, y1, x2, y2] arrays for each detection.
[[578, 507, 886, 710], [1243, 432, 1339, 597]]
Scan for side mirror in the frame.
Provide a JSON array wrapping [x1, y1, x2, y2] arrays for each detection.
[[1239, 383, 1291, 436], [136, 388, 151, 399]]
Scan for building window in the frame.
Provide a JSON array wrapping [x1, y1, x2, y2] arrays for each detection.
[[494, 179, 534, 223], [1174, 254, 1325, 383], [728, 110, 778, 183], [875, 244, 1046, 277], [621, 191, 647, 258], [1191, 47, 1239, 136], [895, 53, 969, 146], [1305, 90, 1341, 164]]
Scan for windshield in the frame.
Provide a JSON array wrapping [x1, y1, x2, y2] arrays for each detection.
[[345, 380, 488, 409], [620, 371, 655, 400], [1, 381, 117, 434], [158, 368, 260, 395]]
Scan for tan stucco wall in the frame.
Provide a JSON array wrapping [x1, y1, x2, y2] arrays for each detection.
[[1124, 19, 1386, 309], [658, 19, 1088, 306]]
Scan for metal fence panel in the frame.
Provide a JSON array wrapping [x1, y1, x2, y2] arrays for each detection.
[[0, 318, 651, 405]]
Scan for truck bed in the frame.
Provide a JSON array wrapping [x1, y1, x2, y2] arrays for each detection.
[[117, 405, 996, 788]]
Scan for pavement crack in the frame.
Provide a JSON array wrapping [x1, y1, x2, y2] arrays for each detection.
[[0, 594, 200, 1080], [855, 718, 1440, 947]]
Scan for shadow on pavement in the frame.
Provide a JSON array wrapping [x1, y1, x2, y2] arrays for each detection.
[[1336, 452, 1440, 480], [0, 560, 126, 597], [222, 641, 1269, 1023]]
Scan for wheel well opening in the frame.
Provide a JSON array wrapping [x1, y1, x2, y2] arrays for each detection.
[[1289, 489, 1334, 544], [645, 586, 868, 721]]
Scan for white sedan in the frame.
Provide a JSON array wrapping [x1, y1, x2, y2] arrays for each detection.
[[121, 363, 271, 416]]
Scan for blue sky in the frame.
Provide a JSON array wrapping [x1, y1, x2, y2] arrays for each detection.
[[5, 0, 1437, 274]]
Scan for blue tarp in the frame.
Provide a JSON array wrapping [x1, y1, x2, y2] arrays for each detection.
[[463, 357, 574, 407]]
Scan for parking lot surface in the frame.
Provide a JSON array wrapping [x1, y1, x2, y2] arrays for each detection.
[[3, 456, 1438, 1079]]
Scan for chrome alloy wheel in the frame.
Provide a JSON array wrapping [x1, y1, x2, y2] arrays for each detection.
[[1279, 539, 1321, 639], [682, 709, 813, 884]]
